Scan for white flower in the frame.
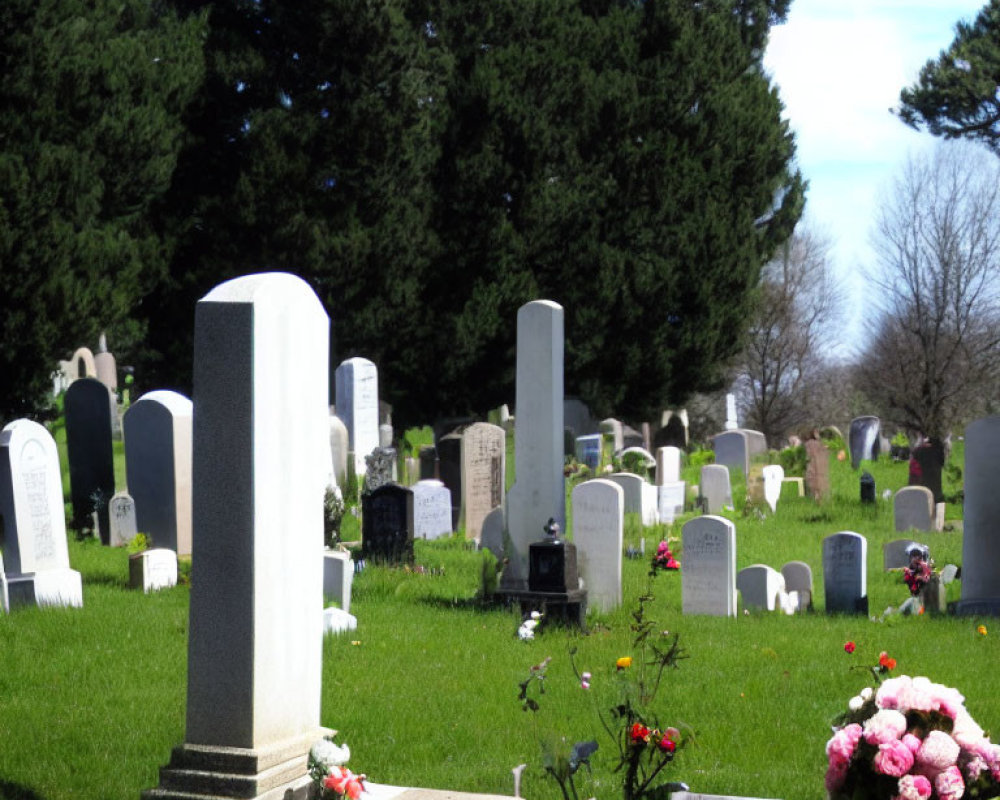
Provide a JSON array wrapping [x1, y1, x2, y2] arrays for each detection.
[[848, 696, 864, 711], [518, 619, 539, 640], [311, 737, 350, 768], [530, 611, 542, 620], [860, 687, 873, 701]]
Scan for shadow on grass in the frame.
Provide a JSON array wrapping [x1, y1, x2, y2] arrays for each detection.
[[0, 779, 48, 800]]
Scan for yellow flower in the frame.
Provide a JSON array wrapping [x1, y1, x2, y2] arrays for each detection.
[[616, 656, 633, 670], [977, 625, 988, 637]]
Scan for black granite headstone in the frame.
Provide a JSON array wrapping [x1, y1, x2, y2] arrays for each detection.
[[654, 416, 687, 449], [860, 471, 876, 504], [436, 431, 462, 530], [64, 377, 115, 542], [528, 519, 578, 593], [361, 483, 414, 565], [909, 439, 944, 504], [418, 445, 438, 481]]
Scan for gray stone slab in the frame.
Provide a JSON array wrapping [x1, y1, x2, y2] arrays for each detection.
[[894, 485, 935, 532], [572, 479, 624, 613], [461, 422, 505, 543], [737, 564, 785, 611], [682, 515, 737, 616], [700, 464, 732, 514], [956, 417, 1000, 613], [823, 531, 868, 614], [64, 377, 115, 540]]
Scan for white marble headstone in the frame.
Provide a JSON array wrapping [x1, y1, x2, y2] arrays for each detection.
[[572, 479, 624, 613], [335, 357, 380, 480], [412, 479, 452, 540], [762, 464, 784, 513], [655, 446, 681, 485], [682, 515, 736, 616]]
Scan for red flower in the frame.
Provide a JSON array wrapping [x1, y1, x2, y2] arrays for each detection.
[[657, 734, 676, 753], [630, 723, 650, 744], [844, 641, 856, 654], [878, 651, 896, 670]]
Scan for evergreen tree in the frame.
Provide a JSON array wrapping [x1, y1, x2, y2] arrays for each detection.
[[897, 1, 1000, 155], [0, 0, 205, 420]]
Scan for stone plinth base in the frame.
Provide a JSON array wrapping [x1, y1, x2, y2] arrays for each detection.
[[953, 598, 1000, 616], [7, 568, 83, 610], [142, 729, 328, 800]]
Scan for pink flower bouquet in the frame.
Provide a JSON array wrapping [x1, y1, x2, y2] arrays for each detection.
[[827, 675, 1000, 800]]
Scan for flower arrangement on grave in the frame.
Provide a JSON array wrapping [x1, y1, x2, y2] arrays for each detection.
[[308, 735, 366, 800], [516, 551, 688, 800], [826, 645, 1000, 800], [902, 550, 934, 597], [652, 541, 680, 572]]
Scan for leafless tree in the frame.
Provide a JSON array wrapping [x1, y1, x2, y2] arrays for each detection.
[[856, 142, 1000, 439], [734, 228, 843, 446]]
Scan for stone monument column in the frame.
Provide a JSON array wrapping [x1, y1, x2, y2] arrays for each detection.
[[956, 417, 1000, 615], [504, 300, 565, 587], [144, 272, 329, 800]]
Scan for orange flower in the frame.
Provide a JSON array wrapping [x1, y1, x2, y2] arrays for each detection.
[[878, 651, 896, 670], [616, 656, 633, 670], [978, 625, 988, 637]]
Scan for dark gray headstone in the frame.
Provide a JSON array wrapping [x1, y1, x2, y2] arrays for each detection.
[[909, 439, 944, 504], [436, 432, 462, 530], [362, 483, 414, 565], [64, 377, 115, 542], [823, 531, 868, 614], [418, 445, 438, 481]]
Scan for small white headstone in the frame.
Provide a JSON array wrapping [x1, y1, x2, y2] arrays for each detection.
[[655, 446, 681, 485], [109, 490, 139, 547], [322, 549, 354, 613], [128, 548, 178, 593], [412, 479, 452, 540], [322, 607, 357, 636], [682, 515, 737, 616], [737, 564, 786, 611], [762, 465, 784, 513], [657, 480, 686, 524], [700, 464, 732, 513]]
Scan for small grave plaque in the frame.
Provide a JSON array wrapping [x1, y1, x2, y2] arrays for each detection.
[[362, 484, 414, 565], [529, 519, 578, 593]]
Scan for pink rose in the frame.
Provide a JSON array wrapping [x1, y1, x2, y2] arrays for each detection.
[[896, 774, 932, 800], [916, 730, 960, 772], [827, 724, 863, 768], [864, 709, 908, 745], [965, 755, 988, 781], [877, 676, 912, 710], [902, 734, 922, 754], [874, 739, 915, 777], [935, 765, 965, 800]]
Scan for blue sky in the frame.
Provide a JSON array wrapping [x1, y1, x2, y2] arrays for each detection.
[[763, 0, 985, 354]]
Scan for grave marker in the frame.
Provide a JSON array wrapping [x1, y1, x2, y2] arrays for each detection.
[[362, 484, 414, 565], [657, 481, 686, 524], [144, 272, 328, 798], [848, 416, 881, 469], [737, 564, 786, 611], [64, 377, 115, 541], [123, 390, 194, 556], [780, 561, 813, 611], [461, 422, 506, 542], [823, 532, 868, 614], [894, 486, 935, 533], [956, 419, 1000, 614], [682, 515, 737, 616], [762, 465, 784, 513], [700, 464, 732, 514], [412, 479, 452, 540], [572, 479, 624, 613], [655, 446, 681, 485], [575, 434, 602, 470], [129, 548, 178, 593], [0, 419, 83, 609], [606, 472, 658, 525], [505, 300, 565, 587], [334, 357, 380, 479], [108, 490, 138, 547]]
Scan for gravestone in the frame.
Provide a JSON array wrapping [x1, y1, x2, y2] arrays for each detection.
[[363, 446, 396, 493], [379, 423, 394, 449], [334, 357, 380, 479], [780, 561, 813, 611], [418, 445, 438, 480], [655, 446, 681, 485], [129, 548, 178, 593], [619, 447, 656, 473], [700, 464, 732, 514], [505, 300, 565, 587], [437, 431, 463, 530], [725, 393, 738, 430], [329, 415, 349, 490], [70, 346, 98, 381], [94, 332, 118, 394], [762, 465, 784, 513], [599, 418, 624, 453], [654, 410, 688, 449], [108, 490, 138, 547], [682, 515, 737, 616], [0, 419, 83, 609], [657, 481, 686, 525], [64, 377, 115, 541], [412, 479, 452, 540], [606, 473, 658, 526], [823, 531, 868, 614], [956, 417, 1000, 615], [143, 272, 328, 798], [404, 457, 419, 486], [575, 434, 602, 470], [804, 438, 830, 501], [461, 422, 506, 542], [572, 479, 624, 613], [362, 483, 414, 565], [621, 425, 644, 449], [860, 471, 876, 504], [564, 396, 597, 438], [883, 539, 928, 571], [322, 549, 353, 613], [123, 390, 193, 555], [737, 564, 786, 611], [848, 416, 881, 469], [894, 485, 935, 532], [479, 507, 505, 562], [713, 429, 766, 478], [909, 439, 945, 504]]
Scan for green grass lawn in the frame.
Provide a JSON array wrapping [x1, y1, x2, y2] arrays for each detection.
[[0, 441, 994, 800]]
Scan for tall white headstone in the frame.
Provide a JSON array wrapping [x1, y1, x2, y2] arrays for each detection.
[[334, 357, 379, 480], [0, 419, 83, 609], [655, 446, 681, 485], [123, 390, 194, 556], [504, 300, 565, 587], [725, 393, 738, 430], [145, 272, 328, 798], [572, 479, 624, 613]]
